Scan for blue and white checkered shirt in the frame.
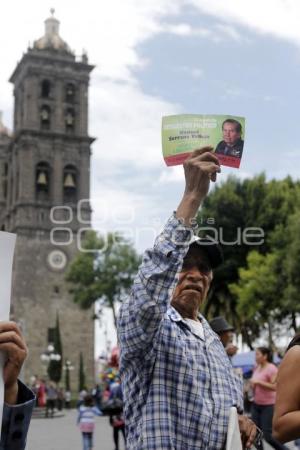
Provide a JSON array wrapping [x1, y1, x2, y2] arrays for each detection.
[[118, 214, 243, 450]]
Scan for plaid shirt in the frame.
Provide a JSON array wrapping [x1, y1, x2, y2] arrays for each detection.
[[118, 214, 243, 450]]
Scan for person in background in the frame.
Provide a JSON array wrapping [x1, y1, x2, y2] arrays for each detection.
[[273, 333, 300, 445], [77, 387, 88, 408], [45, 381, 57, 418], [0, 321, 35, 450], [64, 389, 72, 409], [251, 347, 288, 450], [77, 394, 102, 450], [37, 378, 46, 407], [108, 381, 125, 450], [92, 383, 102, 409], [57, 386, 64, 411], [209, 316, 238, 358]]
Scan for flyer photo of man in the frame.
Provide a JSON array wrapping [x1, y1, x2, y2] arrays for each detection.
[[215, 119, 244, 158]]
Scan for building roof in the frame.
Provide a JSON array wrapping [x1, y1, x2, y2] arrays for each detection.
[[33, 9, 72, 54]]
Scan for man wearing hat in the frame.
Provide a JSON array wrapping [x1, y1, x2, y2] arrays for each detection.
[[209, 316, 238, 358], [118, 147, 257, 449]]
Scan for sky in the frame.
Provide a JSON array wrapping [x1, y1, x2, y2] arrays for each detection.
[[1, 0, 300, 356]]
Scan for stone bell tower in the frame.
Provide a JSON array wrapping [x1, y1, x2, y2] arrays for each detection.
[[1, 11, 95, 387]]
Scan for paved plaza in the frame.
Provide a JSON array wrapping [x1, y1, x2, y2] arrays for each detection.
[[26, 409, 298, 450], [26, 409, 125, 450]]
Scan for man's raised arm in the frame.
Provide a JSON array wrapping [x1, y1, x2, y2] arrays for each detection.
[[118, 148, 221, 359]]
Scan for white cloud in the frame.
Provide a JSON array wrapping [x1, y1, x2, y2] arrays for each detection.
[[90, 78, 179, 169], [214, 23, 243, 41], [189, 0, 300, 46], [175, 66, 204, 79], [158, 166, 184, 184], [162, 21, 244, 43]]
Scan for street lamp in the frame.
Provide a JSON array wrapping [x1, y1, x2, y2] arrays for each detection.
[[63, 359, 74, 392], [40, 344, 61, 378]]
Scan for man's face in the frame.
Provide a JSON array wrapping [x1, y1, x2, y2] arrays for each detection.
[[222, 122, 241, 146], [220, 330, 234, 348], [171, 246, 213, 319]]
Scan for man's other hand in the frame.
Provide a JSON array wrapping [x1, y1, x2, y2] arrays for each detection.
[[0, 321, 28, 404], [238, 414, 258, 449]]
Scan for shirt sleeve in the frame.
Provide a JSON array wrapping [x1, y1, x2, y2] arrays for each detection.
[[0, 380, 35, 450], [118, 213, 196, 360], [267, 364, 278, 380]]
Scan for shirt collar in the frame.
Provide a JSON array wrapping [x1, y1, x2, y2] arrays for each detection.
[[167, 307, 219, 346]]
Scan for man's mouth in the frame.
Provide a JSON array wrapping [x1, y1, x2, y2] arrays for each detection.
[[183, 285, 202, 294]]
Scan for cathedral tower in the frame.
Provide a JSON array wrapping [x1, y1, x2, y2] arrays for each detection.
[[1, 11, 95, 386]]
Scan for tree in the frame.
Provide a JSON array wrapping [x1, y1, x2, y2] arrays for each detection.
[[198, 174, 300, 337], [47, 312, 63, 382], [67, 230, 140, 328], [229, 251, 281, 348], [280, 210, 300, 330], [78, 352, 85, 392]]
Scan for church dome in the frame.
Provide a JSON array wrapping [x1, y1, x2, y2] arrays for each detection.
[[34, 10, 72, 54]]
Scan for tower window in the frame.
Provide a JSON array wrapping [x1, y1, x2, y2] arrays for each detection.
[[40, 105, 51, 130], [3, 180, 7, 199], [41, 80, 51, 98], [36, 162, 51, 201], [66, 83, 75, 103], [63, 164, 77, 204], [65, 108, 75, 133]]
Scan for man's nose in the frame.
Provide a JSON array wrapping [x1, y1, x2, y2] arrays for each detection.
[[186, 268, 203, 280]]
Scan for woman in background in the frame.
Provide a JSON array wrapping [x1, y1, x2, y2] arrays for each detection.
[[250, 347, 288, 450], [273, 334, 300, 444]]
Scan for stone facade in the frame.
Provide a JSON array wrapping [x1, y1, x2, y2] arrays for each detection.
[[0, 13, 96, 389]]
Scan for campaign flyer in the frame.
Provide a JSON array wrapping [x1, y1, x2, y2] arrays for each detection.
[[162, 114, 245, 169]]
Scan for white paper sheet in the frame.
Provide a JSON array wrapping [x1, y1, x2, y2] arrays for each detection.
[[0, 232, 16, 440], [226, 406, 243, 450]]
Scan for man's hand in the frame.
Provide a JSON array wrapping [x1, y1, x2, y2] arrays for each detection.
[[0, 321, 28, 404], [238, 414, 258, 449], [176, 147, 221, 226]]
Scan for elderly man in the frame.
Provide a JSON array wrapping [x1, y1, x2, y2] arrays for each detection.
[[0, 321, 35, 449], [118, 147, 257, 449]]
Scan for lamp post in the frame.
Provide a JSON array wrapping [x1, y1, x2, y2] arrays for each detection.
[[63, 359, 74, 392], [40, 344, 61, 380]]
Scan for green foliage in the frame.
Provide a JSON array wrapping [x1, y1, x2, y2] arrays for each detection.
[[229, 251, 281, 346], [78, 352, 85, 392], [281, 211, 300, 317], [67, 230, 140, 327], [198, 174, 300, 347], [47, 312, 63, 383]]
